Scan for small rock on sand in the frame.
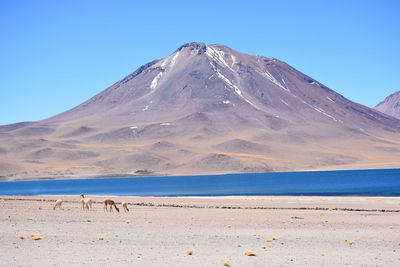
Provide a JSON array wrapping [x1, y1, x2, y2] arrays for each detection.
[[244, 250, 257, 256], [30, 234, 42, 240], [223, 260, 231, 266]]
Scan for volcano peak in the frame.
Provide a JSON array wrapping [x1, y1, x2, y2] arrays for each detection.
[[176, 42, 207, 54], [1, 42, 400, 180]]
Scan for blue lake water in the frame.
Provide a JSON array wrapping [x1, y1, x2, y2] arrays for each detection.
[[0, 169, 399, 196]]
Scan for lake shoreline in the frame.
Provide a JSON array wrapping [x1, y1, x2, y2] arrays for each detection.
[[3, 167, 399, 182], [2, 195, 400, 212]]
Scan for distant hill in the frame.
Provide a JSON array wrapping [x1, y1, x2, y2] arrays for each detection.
[[1, 42, 400, 180], [375, 91, 400, 120]]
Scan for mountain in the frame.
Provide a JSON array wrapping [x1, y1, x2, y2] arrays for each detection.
[[375, 91, 400, 119], [1, 42, 400, 180]]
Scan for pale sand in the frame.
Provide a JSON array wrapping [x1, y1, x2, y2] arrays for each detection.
[[1, 196, 399, 266]]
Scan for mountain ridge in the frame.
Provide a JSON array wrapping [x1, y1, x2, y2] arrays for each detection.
[[375, 90, 400, 120], [1, 42, 400, 180]]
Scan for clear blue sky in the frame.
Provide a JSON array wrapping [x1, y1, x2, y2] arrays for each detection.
[[1, 0, 399, 125]]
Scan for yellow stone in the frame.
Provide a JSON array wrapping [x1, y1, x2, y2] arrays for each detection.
[[244, 250, 257, 256], [32, 236, 42, 240]]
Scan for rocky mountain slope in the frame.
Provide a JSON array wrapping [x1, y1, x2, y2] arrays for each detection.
[[375, 91, 400, 119], [1, 42, 400, 180]]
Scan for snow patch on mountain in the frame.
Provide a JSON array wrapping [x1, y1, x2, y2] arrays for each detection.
[[313, 107, 339, 122], [264, 71, 288, 91], [230, 55, 236, 67], [150, 71, 164, 89], [281, 100, 289, 106], [206, 46, 234, 71], [170, 51, 180, 67]]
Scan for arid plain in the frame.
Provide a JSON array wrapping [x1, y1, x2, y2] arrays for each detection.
[[1, 196, 399, 266]]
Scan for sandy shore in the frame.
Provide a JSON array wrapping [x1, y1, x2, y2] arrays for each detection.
[[1, 196, 399, 266]]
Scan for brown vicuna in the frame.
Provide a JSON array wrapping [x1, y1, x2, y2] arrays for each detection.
[[122, 202, 129, 212], [53, 199, 63, 210], [80, 193, 92, 210], [104, 199, 119, 212]]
